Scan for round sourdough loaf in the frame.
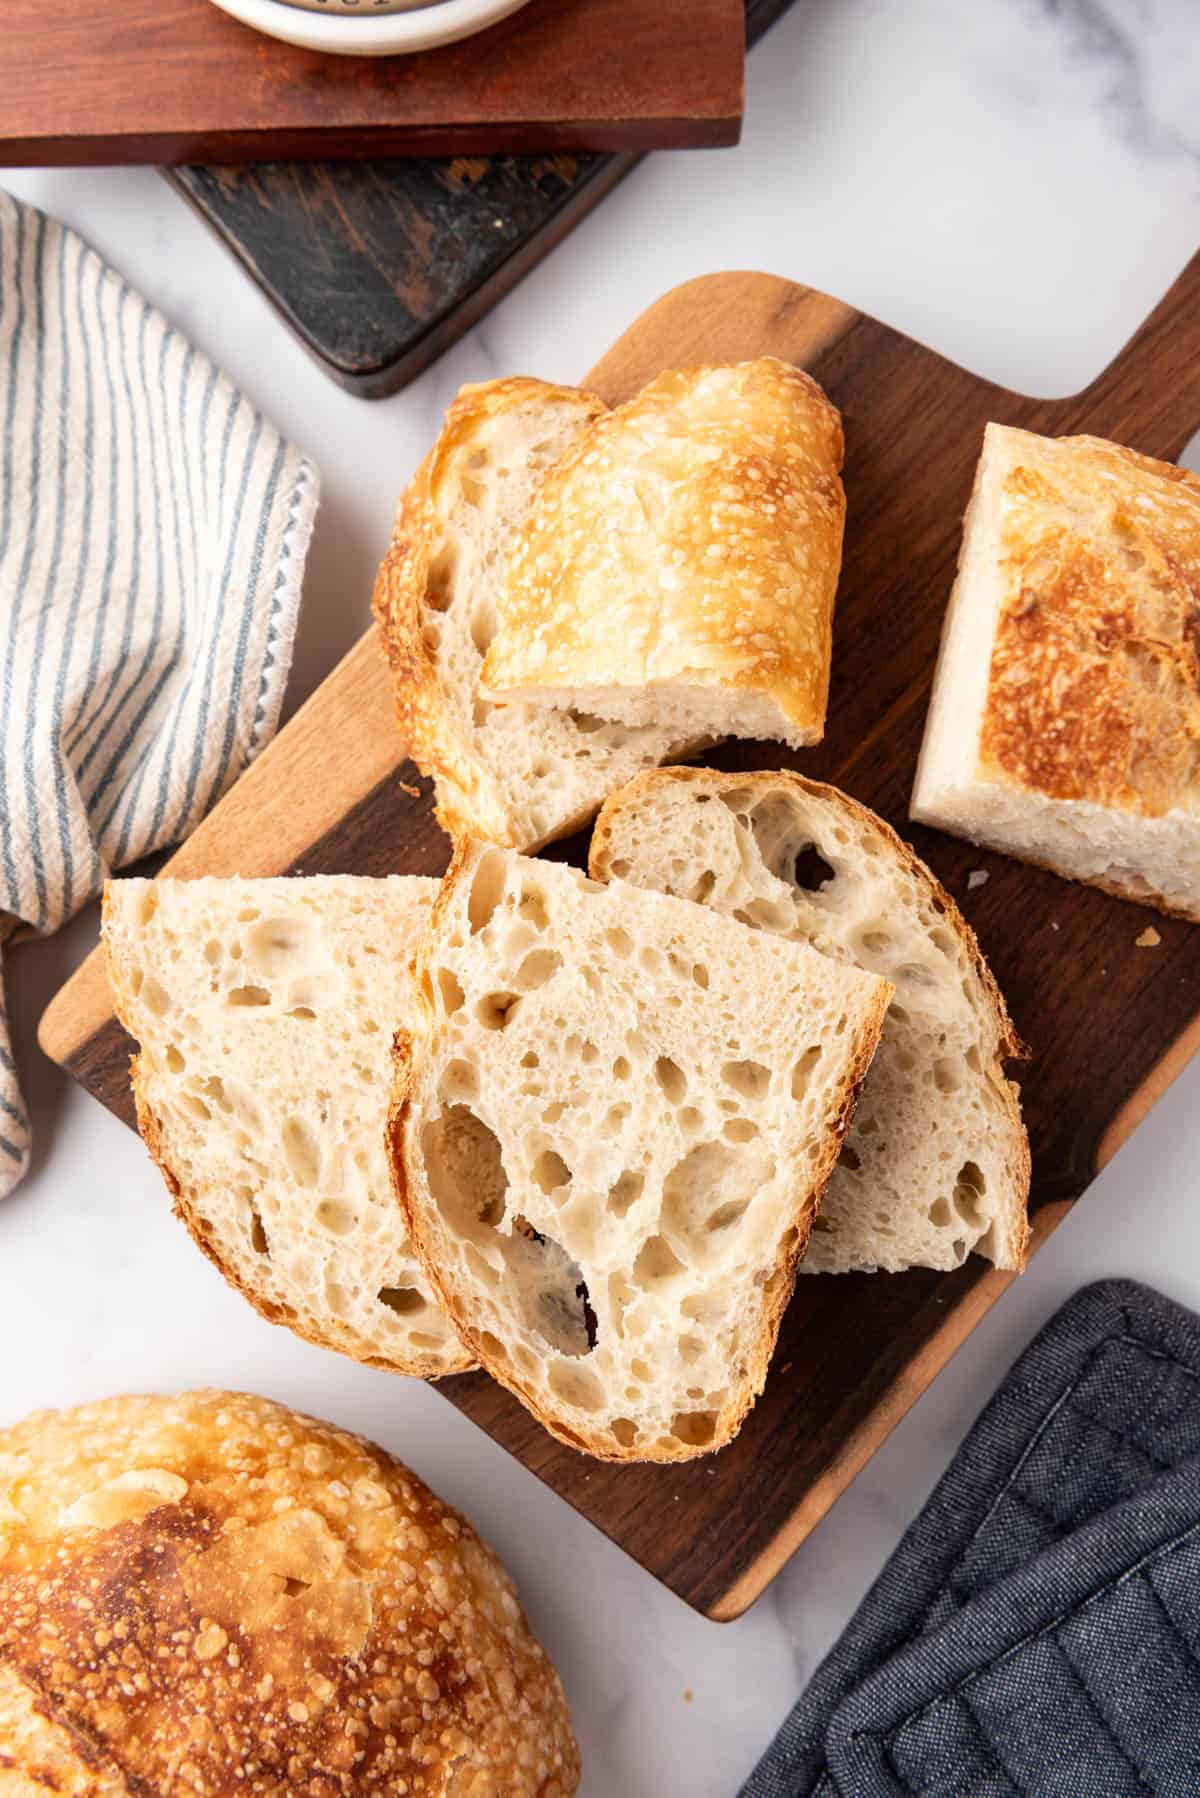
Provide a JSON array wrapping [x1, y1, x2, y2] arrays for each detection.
[[0, 1390, 579, 1796]]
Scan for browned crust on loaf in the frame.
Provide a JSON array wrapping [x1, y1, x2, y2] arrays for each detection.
[[480, 359, 845, 745], [388, 838, 894, 1462], [0, 1390, 580, 1796], [100, 886, 472, 1381], [978, 432, 1200, 818], [370, 376, 607, 846], [591, 765, 1032, 1272]]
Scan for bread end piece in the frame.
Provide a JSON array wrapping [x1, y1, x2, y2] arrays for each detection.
[[480, 359, 845, 754], [913, 423, 1200, 920], [371, 376, 688, 851]]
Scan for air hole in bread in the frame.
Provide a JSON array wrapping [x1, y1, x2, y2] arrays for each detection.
[[671, 1410, 717, 1448], [517, 888, 549, 931], [934, 1058, 961, 1095], [662, 1141, 774, 1263], [467, 850, 507, 934], [679, 1333, 704, 1365], [515, 948, 562, 991], [227, 985, 270, 1008], [602, 1102, 630, 1137], [179, 1092, 211, 1123], [566, 709, 607, 734], [533, 1150, 571, 1196], [722, 1059, 771, 1101], [639, 945, 663, 976], [608, 1170, 643, 1217], [248, 1203, 270, 1257], [859, 929, 893, 955], [839, 1145, 862, 1173], [281, 1117, 321, 1188], [723, 1117, 759, 1144], [246, 916, 315, 979], [166, 1043, 185, 1073], [548, 1361, 605, 1413], [928, 1196, 951, 1226], [633, 1234, 686, 1287], [608, 858, 632, 880], [790, 1045, 822, 1098], [692, 962, 710, 989], [288, 1006, 317, 1022], [858, 1115, 879, 1137], [378, 1284, 427, 1315], [897, 963, 935, 990], [141, 975, 170, 1017], [812, 1215, 834, 1234], [520, 1050, 539, 1070], [612, 1056, 631, 1080], [477, 991, 521, 1031], [479, 1329, 508, 1363], [426, 544, 458, 611], [507, 1220, 596, 1357], [204, 940, 220, 966], [790, 844, 836, 892], [438, 968, 466, 1015], [889, 1002, 911, 1027], [654, 1057, 687, 1104], [611, 1417, 639, 1447], [609, 1271, 634, 1338], [678, 1106, 704, 1135], [631, 1356, 653, 1383], [316, 1200, 356, 1236], [953, 1161, 987, 1228], [424, 1105, 508, 1239]]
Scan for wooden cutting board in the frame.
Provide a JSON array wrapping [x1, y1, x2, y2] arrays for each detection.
[[6, 0, 743, 166], [40, 259, 1200, 1619]]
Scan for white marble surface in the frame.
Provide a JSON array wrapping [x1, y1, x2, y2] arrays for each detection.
[[4, 2, 1200, 1791]]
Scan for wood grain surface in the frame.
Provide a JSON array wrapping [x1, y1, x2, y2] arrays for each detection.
[[10, 0, 743, 166], [40, 258, 1200, 1617], [168, 0, 790, 397]]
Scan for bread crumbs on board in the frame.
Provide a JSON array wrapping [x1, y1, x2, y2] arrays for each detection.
[[1137, 926, 1162, 948]]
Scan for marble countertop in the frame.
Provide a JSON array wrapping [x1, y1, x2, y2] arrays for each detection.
[[5, 2, 1200, 1791]]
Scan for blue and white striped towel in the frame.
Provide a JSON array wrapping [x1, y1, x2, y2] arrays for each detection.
[[0, 192, 319, 1197]]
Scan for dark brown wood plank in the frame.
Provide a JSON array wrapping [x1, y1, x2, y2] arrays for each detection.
[[166, 0, 792, 397], [11, 0, 743, 167], [40, 256, 1200, 1617]]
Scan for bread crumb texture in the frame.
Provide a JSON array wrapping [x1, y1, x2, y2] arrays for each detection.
[[482, 359, 845, 747], [0, 1391, 579, 1796], [980, 432, 1200, 815]]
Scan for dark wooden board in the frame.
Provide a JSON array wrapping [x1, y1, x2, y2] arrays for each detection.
[[168, 0, 789, 398], [11, 0, 743, 166], [40, 260, 1200, 1618]]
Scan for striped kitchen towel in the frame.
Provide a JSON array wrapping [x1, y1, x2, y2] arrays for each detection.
[[0, 192, 319, 1197]]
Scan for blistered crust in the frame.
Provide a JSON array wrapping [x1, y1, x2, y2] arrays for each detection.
[[0, 1391, 579, 1797], [979, 431, 1200, 815], [480, 359, 845, 744]]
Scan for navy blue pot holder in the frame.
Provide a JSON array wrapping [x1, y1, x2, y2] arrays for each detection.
[[742, 1279, 1200, 1797]]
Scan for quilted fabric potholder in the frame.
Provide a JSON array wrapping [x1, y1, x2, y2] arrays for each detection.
[[743, 1279, 1200, 1798]]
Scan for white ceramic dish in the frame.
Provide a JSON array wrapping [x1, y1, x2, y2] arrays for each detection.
[[209, 0, 533, 56]]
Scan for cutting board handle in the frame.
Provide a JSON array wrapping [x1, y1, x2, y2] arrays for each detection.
[[1071, 249, 1200, 462]]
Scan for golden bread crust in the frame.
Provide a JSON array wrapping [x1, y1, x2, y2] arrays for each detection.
[[979, 431, 1200, 816], [480, 359, 845, 742], [371, 377, 607, 846], [0, 1391, 579, 1796]]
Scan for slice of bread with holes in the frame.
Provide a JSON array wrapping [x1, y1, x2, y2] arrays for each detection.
[[590, 769, 1030, 1274], [104, 876, 470, 1378], [389, 840, 893, 1461], [372, 376, 693, 851]]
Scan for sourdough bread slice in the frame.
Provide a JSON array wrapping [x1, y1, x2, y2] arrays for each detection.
[[104, 876, 468, 1378], [372, 377, 692, 851], [390, 841, 892, 1461], [590, 769, 1030, 1274]]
